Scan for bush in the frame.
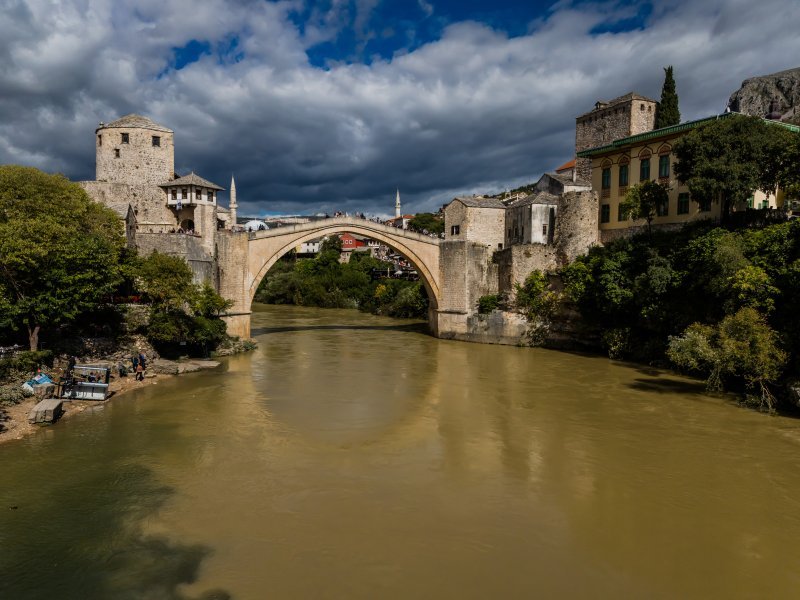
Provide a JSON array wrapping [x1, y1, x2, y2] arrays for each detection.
[[477, 294, 501, 314], [0, 350, 53, 381], [0, 383, 27, 406]]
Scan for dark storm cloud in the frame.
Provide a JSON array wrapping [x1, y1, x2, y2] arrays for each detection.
[[0, 0, 798, 217]]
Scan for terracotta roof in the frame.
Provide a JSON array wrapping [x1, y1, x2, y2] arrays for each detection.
[[555, 159, 575, 172], [100, 114, 173, 133], [451, 197, 506, 209], [160, 172, 224, 190]]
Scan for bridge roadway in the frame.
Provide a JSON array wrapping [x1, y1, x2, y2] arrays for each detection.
[[220, 216, 442, 338]]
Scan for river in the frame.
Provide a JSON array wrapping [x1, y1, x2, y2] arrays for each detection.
[[2, 304, 800, 599]]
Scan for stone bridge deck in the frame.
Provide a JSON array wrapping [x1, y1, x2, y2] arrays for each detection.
[[246, 216, 442, 246]]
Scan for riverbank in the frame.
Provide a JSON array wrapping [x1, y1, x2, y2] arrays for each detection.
[[0, 358, 222, 446]]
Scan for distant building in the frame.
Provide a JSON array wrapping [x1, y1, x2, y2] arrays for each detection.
[[443, 197, 506, 249]]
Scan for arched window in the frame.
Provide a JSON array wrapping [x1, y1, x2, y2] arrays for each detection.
[[618, 156, 630, 188], [638, 149, 652, 182]]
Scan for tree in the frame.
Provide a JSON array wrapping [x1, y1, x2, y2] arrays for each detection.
[[655, 66, 680, 129], [673, 115, 794, 222], [320, 235, 343, 253], [0, 166, 125, 350], [620, 180, 670, 235], [135, 251, 195, 311], [667, 307, 787, 409], [408, 213, 444, 235]]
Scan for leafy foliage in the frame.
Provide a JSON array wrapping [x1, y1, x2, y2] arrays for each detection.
[[408, 213, 444, 235], [655, 66, 680, 128], [477, 294, 501, 314], [254, 249, 429, 319], [562, 220, 800, 402], [668, 308, 786, 409], [673, 115, 797, 221], [0, 166, 126, 350], [620, 180, 670, 235], [135, 251, 195, 312], [514, 271, 562, 345]]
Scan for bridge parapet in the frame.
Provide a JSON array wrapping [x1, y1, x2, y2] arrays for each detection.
[[247, 216, 441, 246]]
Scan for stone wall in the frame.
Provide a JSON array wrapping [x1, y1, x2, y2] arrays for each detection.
[[444, 201, 505, 248], [96, 126, 174, 188], [438, 240, 498, 315], [494, 244, 558, 296], [136, 232, 214, 284], [436, 309, 529, 345], [553, 191, 599, 264], [575, 95, 657, 180]]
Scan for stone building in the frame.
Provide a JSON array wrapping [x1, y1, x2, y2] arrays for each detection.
[[575, 92, 658, 180], [80, 114, 233, 282], [443, 197, 506, 250]]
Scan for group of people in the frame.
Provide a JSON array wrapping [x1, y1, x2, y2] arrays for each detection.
[[113, 353, 146, 381]]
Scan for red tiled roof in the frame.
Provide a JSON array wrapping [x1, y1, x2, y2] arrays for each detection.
[[555, 159, 575, 172]]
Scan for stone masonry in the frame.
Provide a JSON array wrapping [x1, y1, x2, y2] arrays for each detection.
[[575, 92, 657, 180]]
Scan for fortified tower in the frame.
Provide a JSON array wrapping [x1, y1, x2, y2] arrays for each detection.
[[95, 114, 174, 186], [575, 93, 657, 180]]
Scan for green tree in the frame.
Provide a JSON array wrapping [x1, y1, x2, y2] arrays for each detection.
[[655, 66, 681, 129], [408, 213, 444, 235], [673, 115, 794, 222], [620, 180, 670, 235], [667, 307, 787, 409], [0, 166, 125, 350], [136, 251, 195, 311], [320, 235, 343, 253]]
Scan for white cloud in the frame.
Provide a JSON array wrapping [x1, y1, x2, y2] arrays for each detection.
[[0, 0, 798, 216]]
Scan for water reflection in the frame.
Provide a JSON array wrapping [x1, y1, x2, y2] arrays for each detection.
[[3, 305, 800, 598]]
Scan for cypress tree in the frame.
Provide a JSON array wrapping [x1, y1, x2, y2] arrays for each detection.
[[655, 66, 681, 129]]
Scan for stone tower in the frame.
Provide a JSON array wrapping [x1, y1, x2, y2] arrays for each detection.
[[95, 114, 174, 186], [230, 175, 238, 227], [574, 93, 657, 180], [395, 189, 401, 218]]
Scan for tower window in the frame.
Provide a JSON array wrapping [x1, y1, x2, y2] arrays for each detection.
[[182, 188, 188, 199], [114, 149, 120, 158], [195, 188, 201, 200], [121, 133, 129, 144], [208, 191, 214, 203], [450, 225, 460, 235], [152, 136, 160, 147], [97, 134, 102, 146], [171, 188, 177, 201]]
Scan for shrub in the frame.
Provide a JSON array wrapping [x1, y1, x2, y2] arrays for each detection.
[[477, 294, 501, 314]]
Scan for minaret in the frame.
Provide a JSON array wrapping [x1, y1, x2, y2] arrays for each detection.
[[395, 189, 401, 219], [229, 175, 238, 229]]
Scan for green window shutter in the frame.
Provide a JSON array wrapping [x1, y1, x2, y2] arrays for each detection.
[[678, 193, 690, 215], [640, 158, 650, 181], [619, 164, 629, 187], [601, 204, 610, 223], [658, 155, 670, 178], [601, 168, 611, 189]]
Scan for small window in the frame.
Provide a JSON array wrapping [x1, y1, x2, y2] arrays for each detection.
[[619, 164, 629, 187], [152, 136, 161, 147], [746, 196, 754, 209], [121, 133, 129, 144], [601, 168, 611, 190], [208, 191, 214, 203], [640, 158, 650, 182], [542, 224, 548, 237], [171, 188, 177, 201], [658, 155, 670, 179], [601, 204, 610, 223], [698, 197, 712, 212], [97, 134, 102, 146], [450, 225, 460, 235], [618, 204, 626, 221], [678, 193, 690, 215], [114, 149, 120, 158], [182, 188, 188, 199], [497, 243, 503, 250], [195, 188, 201, 200], [656, 199, 669, 217]]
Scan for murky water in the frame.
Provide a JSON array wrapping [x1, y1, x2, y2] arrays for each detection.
[[3, 305, 800, 599]]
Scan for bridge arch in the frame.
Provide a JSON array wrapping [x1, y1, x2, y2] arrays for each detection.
[[221, 217, 441, 338]]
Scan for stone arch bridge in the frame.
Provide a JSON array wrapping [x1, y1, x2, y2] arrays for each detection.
[[218, 217, 442, 338]]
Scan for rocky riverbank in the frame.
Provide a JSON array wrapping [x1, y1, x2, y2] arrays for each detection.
[[0, 357, 224, 445]]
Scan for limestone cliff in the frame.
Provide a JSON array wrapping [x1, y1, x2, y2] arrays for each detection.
[[727, 67, 800, 124]]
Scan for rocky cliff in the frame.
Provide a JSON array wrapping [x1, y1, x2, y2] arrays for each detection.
[[727, 66, 800, 124]]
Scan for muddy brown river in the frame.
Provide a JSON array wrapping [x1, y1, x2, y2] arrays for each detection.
[[2, 304, 800, 599]]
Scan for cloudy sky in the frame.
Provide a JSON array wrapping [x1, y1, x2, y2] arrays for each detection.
[[1, 0, 798, 217]]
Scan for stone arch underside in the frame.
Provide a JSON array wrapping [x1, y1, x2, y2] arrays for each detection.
[[245, 223, 441, 313]]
